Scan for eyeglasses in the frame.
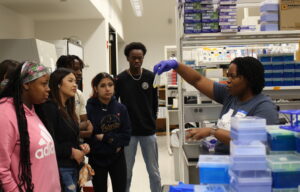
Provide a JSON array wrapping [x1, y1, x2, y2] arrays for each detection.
[[226, 73, 240, 80]]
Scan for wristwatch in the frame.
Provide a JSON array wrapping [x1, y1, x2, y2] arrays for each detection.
[[210, 126, 219, 136]]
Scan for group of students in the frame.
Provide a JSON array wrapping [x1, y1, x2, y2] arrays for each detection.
[[0, 40, 280, 192], [0, 42, 162, 192]]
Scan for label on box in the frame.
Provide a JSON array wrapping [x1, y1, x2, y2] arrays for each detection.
[[219, 11, 237, 16], [220, 25, 238, 29], [219, 18, 237, 22], [219, 15, 237, 19], [219, 22, 237, 25], [184, 13, 202, 23], [219, 8, 237, 12], [219, 5, 237, 9], [221, 29, 238, 32]]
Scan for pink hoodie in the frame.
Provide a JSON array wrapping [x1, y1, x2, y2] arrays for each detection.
[[0, 98, 61, 192]]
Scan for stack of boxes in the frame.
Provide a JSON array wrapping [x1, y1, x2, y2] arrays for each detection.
[[184, 1, 202, 34], [184, 0, 219, 34], [259, 53, 299, 86], [260, 0, 279, 31], [219, 0, 238, 32], [229, 117, 272, 192], [201, 0, 219, 33]]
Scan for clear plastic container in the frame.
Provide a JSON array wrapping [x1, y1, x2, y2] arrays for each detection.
[[231, 129, 267, 144], [229, 170, 272, 192], [197, 155, 230, 184], [230, 116, 266, 131], [230, 141, 266, 156], [230, 155, 268, 171], [267, 154, 300, 171]]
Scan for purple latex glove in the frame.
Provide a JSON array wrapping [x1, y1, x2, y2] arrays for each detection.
[[153, 60, 179, 75]]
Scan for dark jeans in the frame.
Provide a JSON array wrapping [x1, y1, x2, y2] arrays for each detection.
[[92, 152, 127, 192]]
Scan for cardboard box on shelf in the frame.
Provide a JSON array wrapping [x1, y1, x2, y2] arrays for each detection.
[[280, 0, 300, 30]]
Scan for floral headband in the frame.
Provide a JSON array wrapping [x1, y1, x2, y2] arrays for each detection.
[[21, 61, 51, 83]]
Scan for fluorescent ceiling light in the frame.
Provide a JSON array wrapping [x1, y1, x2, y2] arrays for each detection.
[[130, 0, 143, 17]]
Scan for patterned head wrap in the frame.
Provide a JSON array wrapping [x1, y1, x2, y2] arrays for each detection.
[[21, 62, 51, 83]]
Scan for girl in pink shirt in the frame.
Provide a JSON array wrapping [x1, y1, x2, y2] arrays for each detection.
[[0, 62, 61, 192]]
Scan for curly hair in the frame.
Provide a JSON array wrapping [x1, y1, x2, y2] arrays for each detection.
[[230, 56, 265, 95], [124, 42, 147, 57]]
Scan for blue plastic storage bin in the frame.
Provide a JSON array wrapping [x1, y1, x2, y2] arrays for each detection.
[[273, 78, 284, 86], [273, 72, 284, 78], [262, 62, 273, 69], [169, 182, 194, 192], [283, 54, 294, 62], [264, 69, 273, 78], [267, 128, 296, 151], [259, 56, 272, 62], [284, 62, 295, 69], [231, 130, 267, 144], [267, 155, 300, 189], [272, 55, 285, 62], [272, 63, 284, 70], [195, 184, 229, 192], [197, 155, 230, 184], [295, 77, 300, 85]]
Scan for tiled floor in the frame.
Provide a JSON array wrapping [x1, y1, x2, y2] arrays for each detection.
[[106, 135, 177, 192]]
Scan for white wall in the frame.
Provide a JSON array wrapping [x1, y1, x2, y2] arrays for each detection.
[[35, 19, 109, 99], [89, 0, 124, 39], [118, 0, 176, 73], [0, 5, 34, 39]]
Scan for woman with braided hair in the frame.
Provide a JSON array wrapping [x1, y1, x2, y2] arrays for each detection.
[[0, 61, 61, 191]]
